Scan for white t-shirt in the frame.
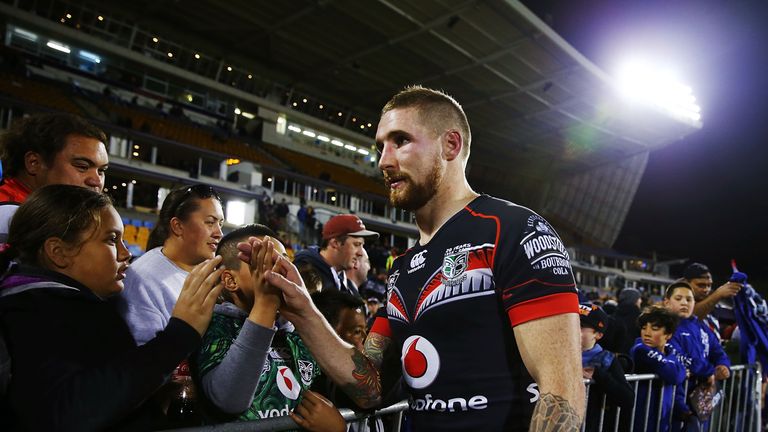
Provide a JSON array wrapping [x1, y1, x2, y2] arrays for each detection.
[[116, 247, 188, 345]]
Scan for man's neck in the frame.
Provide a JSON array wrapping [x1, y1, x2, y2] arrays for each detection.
[[414, 181, 478, 245], [12, 174, 36, 192]]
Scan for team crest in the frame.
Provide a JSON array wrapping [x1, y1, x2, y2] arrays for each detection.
[[442, 252, 468, 280], [298, 360, 314, 385]]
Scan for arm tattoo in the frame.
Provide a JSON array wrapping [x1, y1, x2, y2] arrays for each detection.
[[339, 349, 382, 408], [363, 332, 389, 370], [529, 393, 582, 432]]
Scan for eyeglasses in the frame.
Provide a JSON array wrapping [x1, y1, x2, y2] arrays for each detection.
[[168, 184, 220, 216]]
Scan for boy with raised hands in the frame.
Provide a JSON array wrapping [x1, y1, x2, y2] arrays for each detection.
[[192, 224, 344, 431]]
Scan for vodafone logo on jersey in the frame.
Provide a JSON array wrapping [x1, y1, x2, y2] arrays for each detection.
[[401, 335, 440, 389], [275, 366, 301, 400]]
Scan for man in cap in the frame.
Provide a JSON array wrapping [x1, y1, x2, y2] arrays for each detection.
[[685, 262, 741, 337], [293, 214, 378, 297]]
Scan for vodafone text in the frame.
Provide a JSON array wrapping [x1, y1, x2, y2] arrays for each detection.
[[257, 405, 290, 418], [409, 394, 488, 412]]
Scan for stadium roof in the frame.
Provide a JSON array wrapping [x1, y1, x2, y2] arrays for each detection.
[[88, 0, 700, 197], [1, 0, 702, 246]]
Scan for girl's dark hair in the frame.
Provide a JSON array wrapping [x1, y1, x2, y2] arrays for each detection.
[[146, 184, 221, 250], [638, 306, 680, 335], [664, 279, 694, 299], [0, 185, 113, 271]]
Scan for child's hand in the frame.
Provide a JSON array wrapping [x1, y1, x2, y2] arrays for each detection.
[[247, 237, 282, 301], [290, 390, 346, 432], [714, 365, 730, 380]]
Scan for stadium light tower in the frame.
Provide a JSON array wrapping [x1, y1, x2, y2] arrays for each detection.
[[615, 59, 701, 124]]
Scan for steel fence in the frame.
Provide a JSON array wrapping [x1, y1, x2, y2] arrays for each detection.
[[163, 364, 762, 432]]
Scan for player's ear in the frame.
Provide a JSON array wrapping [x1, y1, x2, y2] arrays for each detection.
[[442, 130, 463, 161]]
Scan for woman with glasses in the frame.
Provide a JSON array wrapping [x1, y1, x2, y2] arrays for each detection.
[[0, 185, 223, 430], [118, 184, 225, 346]]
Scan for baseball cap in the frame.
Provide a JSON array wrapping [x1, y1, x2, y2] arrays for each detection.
[[578, 303, 608, 333], [322, 214, 379, 240]]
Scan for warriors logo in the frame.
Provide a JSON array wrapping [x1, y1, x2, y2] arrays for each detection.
[[442, 252, 468, 281]]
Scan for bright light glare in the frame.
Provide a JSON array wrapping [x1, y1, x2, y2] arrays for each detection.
[[226, 201, 246, 225], [13, 28, 38, 41], [241, 111, 255, 119], [46, 40, 71, 54], [317, 135, 330, 142], [357, 148, 370, 155], [331, 139, 344, 147], [344, 144, 357, 151], [302, 130, 316, 138], [79, 50, 101, 63], [234, 108, 242, 115], [615, 59, 702, 123], [287, 125, 302, 133]]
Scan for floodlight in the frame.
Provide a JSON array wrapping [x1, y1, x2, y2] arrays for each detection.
[[615, 59, 702, 123]]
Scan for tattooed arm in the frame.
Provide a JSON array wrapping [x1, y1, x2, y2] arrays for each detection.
[[258, 251, 387, 408], [514, 313, 584, 431]]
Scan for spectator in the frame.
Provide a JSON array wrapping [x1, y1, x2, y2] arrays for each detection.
[[664, 280, 730, 430], [385, 247, 398, 271], [293, 214, 378, 297], [345, 247, 371, 296], [630, 306, 686, 432], [0, 113, 108, 246], [579, 303, 634, 432], [311, 289, 382, 432], [192, 224, 342, 431], [685, 262, 742, 338], [0, 185, 222, 430], [117, 185, 224, 345], [275, 198, 289, 232], [611, 287, 643, 354]]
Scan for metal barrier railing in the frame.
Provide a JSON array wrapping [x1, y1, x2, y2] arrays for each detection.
[[164, 364, 762, 432], [582, 363, 762, 432]]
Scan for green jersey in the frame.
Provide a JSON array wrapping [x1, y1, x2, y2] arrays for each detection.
[[195, 304, 321, 421]]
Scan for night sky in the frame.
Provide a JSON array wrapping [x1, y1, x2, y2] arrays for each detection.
[[523, 0, 768, 288]]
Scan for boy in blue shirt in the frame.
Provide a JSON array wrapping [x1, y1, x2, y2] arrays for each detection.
[[630, 306, 686, 432], [664, 280, 730, 430]]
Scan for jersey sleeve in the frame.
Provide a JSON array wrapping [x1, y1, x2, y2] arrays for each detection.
[[369, 305, 391, 338], [493, 208, 578, 327]]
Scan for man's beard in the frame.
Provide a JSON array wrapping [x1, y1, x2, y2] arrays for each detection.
[[384, 162, 442, 211]]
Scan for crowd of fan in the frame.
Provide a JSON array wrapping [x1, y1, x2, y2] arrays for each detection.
[[577, 262, 756, 432], [0, 113, 762, 432]]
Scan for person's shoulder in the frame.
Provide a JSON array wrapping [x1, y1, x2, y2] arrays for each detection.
[[468, 195, 558, 232]]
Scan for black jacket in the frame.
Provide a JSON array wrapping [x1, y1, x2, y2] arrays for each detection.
[[293, 247, 360, 297], [0, 265, 200, 431]]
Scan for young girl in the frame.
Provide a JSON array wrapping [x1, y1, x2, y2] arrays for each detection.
[[664, 279, 730, 429], [0, 185, 222, 430]]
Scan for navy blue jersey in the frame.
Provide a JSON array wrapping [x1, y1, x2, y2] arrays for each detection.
[[371, 195, 578, 431]]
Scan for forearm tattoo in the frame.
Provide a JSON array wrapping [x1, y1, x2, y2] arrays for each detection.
[[340, 349, 382, 408], [529, 393, 581, 432]]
